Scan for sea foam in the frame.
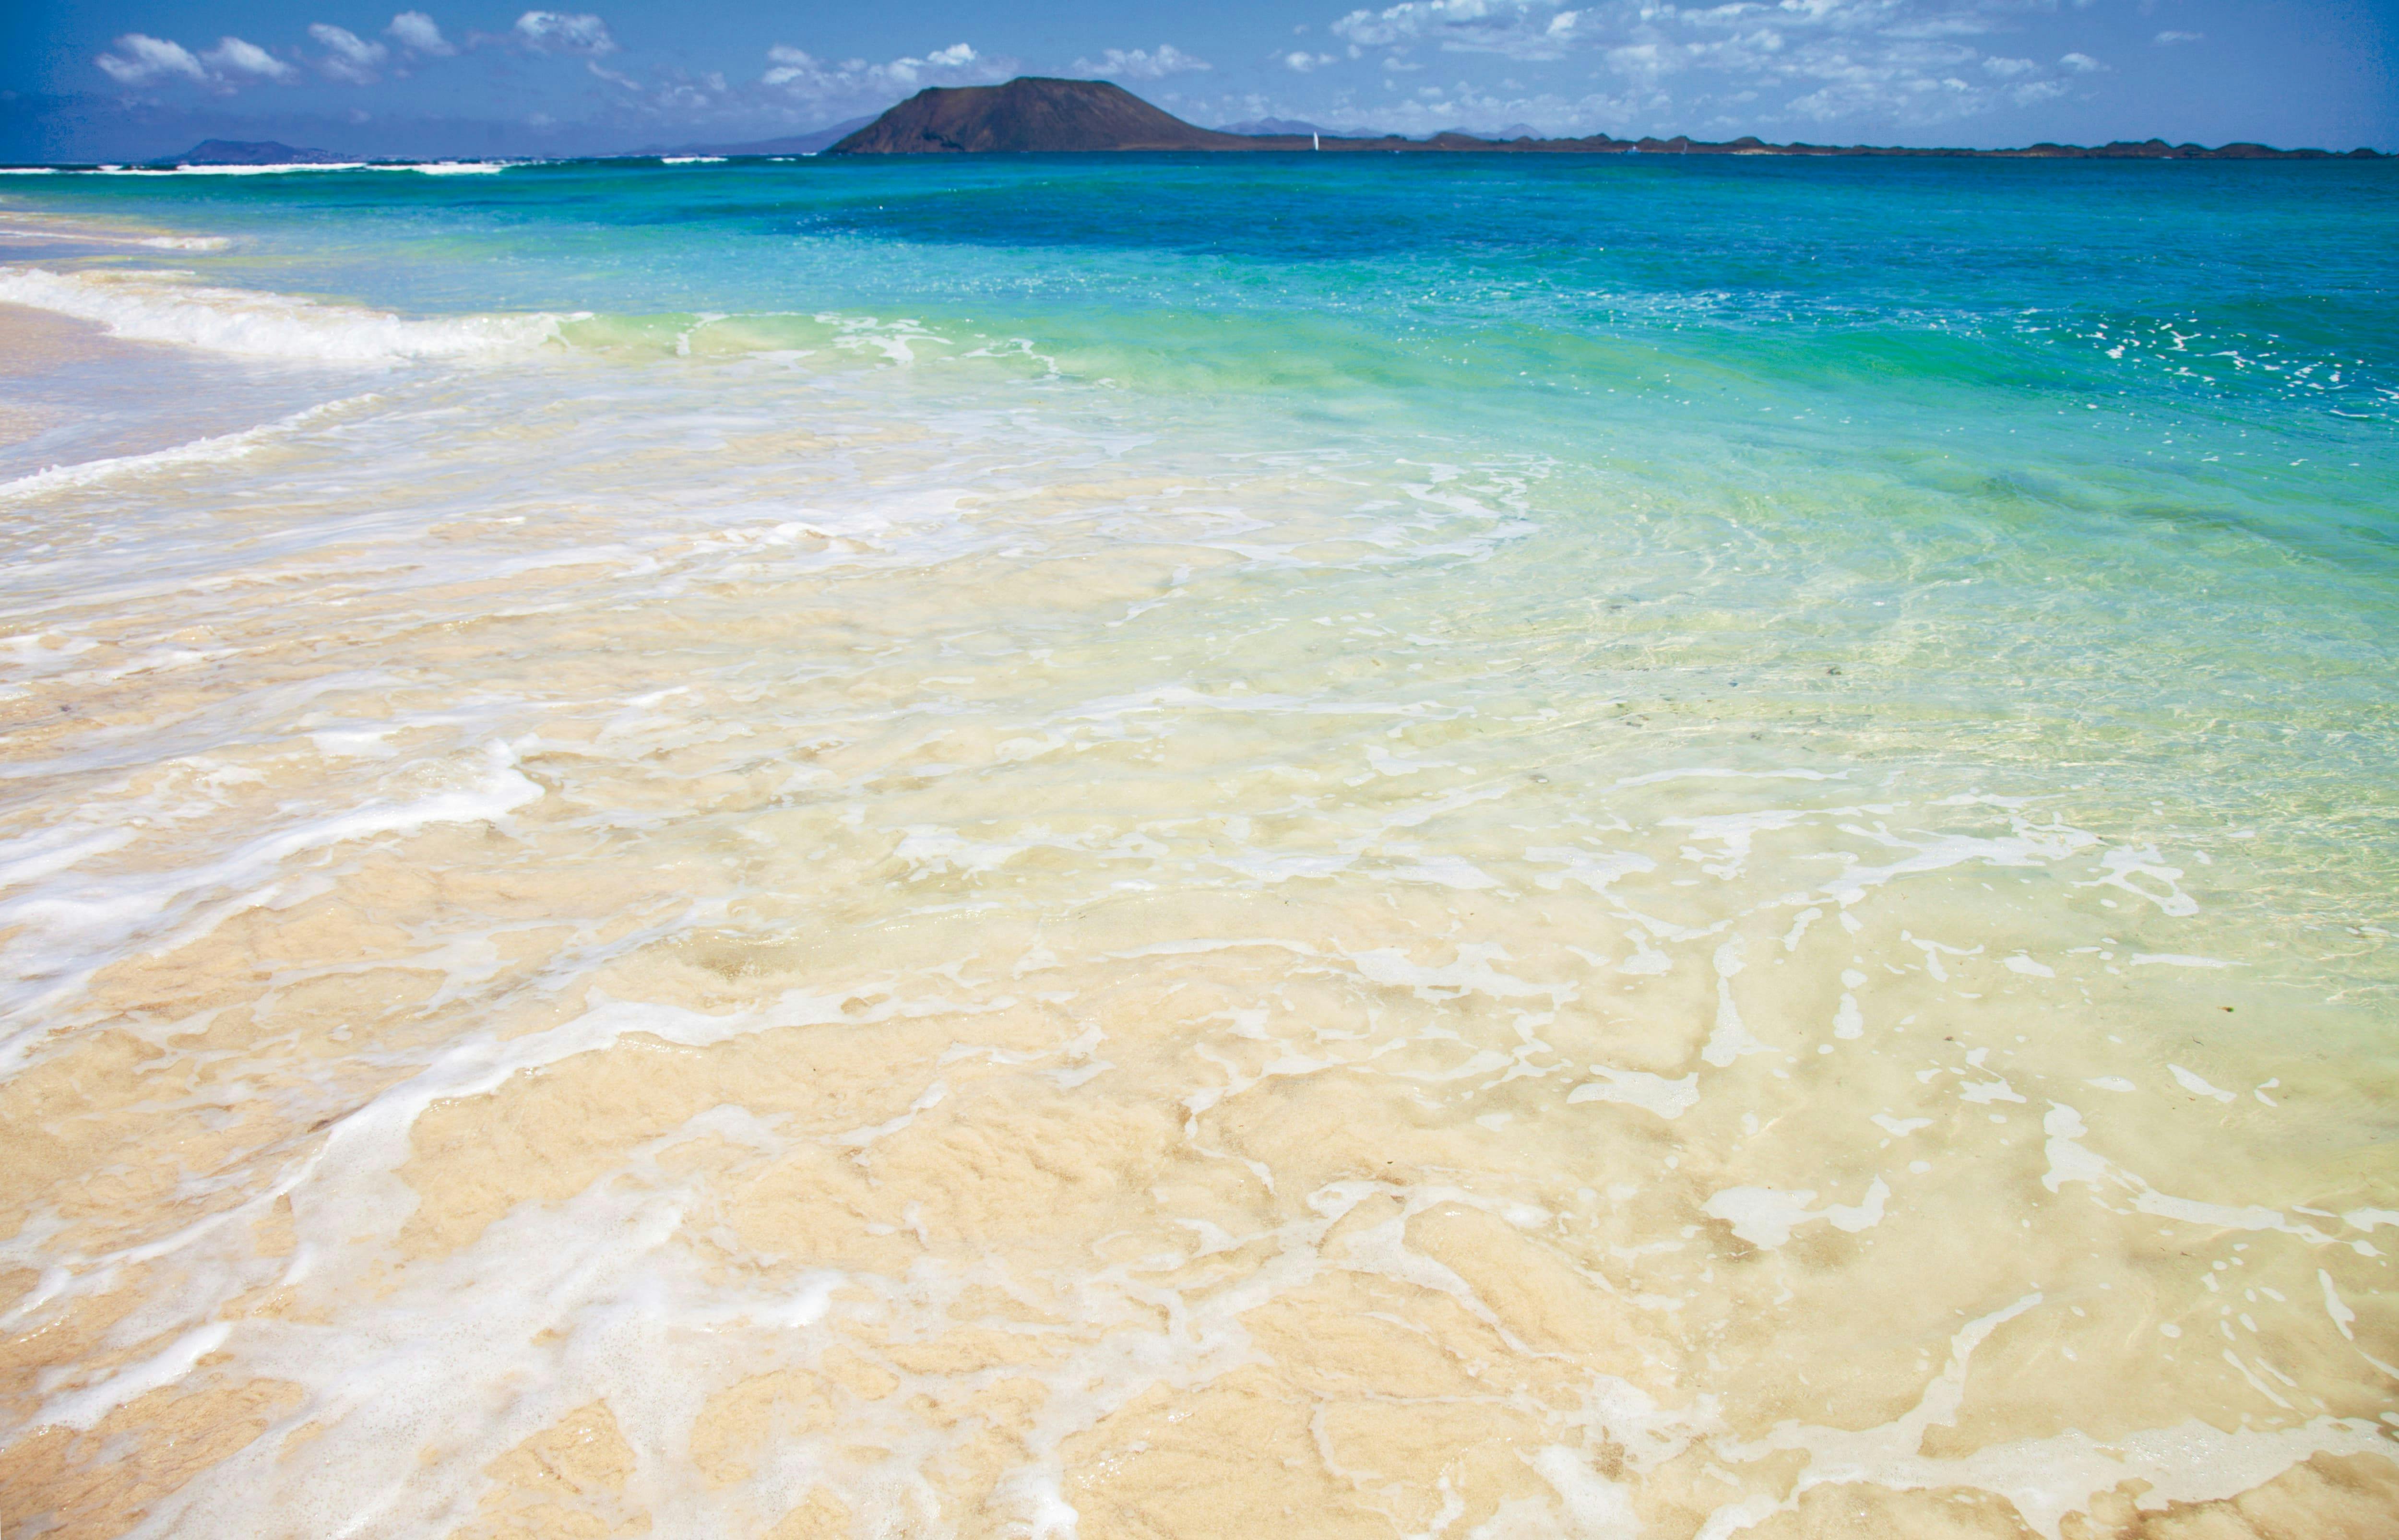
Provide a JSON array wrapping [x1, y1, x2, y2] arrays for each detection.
[[0, 395, 375, 502], [0, 267, 572, 365]]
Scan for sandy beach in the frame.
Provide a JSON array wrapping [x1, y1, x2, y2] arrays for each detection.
[[0, 154, 2393, 1538]]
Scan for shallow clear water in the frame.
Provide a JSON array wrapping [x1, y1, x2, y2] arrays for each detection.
[[0, 155, 2395, 1539]]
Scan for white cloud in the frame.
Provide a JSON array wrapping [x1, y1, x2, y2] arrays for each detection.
[[645, 69, 726, 112], [207, 35, 297, 82], [1293, 0, 2150, 130], [96, 32, 303, 90], [1604, 41, 1670, 80], [95, 34, 209, 85], [95, 31, 312, 92], [1370, 80, 1658, 136], [1072, 45, 1211, 80], [760, 42, 1007, 112], [2153, 30, 2203, 45], [309, 24, 389, 83], [387, 12, 456, 56], [513, 11, 616, 56], [1761, 0, 1935, 31], [1283, 50, 1339, 71], [1333, 0, 1587, 62]]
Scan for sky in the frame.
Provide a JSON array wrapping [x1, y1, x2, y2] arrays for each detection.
[[2, 0, 2393, 161]]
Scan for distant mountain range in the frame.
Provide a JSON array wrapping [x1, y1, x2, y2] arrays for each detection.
[[829, 77, 2385, 160]]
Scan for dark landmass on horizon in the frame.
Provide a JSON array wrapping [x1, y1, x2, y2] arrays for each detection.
[[831, 78, 2387, 160]]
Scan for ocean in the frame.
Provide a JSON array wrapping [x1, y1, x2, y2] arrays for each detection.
[[0, 153, 2394, 1537]]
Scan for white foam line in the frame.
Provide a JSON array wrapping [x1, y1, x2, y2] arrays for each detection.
[[1823, 817, 2097, 906], [1568, 1066, 1699, 1118], [1710, 1291, 2395, 1539], [2041, 1104, 2342, 1246], [0, 225, 229, 250], [112, 161, 509, 176], [0, 742, 543, 1074], [1702, 1178, 1888, 1249], [14, 981, 988, 1440], [0, 821, 140, 892], [0, 393, 378, 503], [108, 163, 368, 175], [0, 267, 575, 365], [36, 1321, 232, 1430]]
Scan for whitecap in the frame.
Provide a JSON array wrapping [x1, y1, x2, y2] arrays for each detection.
[[0, 267, 575, 366]]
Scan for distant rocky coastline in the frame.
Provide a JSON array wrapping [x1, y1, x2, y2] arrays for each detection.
[[831, 77, 2385, 161]]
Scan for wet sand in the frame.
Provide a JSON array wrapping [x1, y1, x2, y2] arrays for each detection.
[[0, 339, 2392, 1537], [0, 301, 115, 375]]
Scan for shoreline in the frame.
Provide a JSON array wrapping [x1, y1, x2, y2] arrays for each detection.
[[0, 150, 2392, 1540]]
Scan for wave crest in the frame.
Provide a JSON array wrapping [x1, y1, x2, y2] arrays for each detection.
[[0, 267, 574, 365]]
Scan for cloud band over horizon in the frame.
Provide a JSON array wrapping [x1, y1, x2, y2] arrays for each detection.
[[9, 0, 2393, 161]]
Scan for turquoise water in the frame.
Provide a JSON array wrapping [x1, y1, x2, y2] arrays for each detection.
[[1, 157, 2396, 1536], [20, 155, 2391, 848], [17, 156, 2398, 632]]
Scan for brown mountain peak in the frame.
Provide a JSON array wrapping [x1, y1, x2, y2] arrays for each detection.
[[828, 77, 1247, 154]]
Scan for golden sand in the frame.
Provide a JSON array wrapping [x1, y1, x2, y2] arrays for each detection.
[[0, 349, 2391, 1538]]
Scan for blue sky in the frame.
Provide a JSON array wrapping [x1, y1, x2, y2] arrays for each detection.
[[4, 0, 2393, 160]]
